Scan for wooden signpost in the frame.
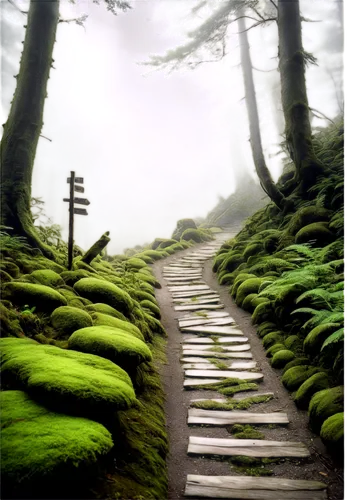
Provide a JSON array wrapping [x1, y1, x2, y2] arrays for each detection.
[[64, 171, 90, 270]]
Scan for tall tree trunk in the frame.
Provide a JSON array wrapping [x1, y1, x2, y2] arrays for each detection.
[[0, 0, 59, 258], [277, 0, 324, 191], [238, 16, 287, 210]]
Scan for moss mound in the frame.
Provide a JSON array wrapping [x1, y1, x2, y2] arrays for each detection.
[[0, 337, 135, 412], [266, 343, 286, 358], [282, 357, 310, 374], [90, 313, 144, 341], [294, 372, 330, 409], [270, 349, 295, 368], [60, 270, 91, 287], [1, 390, 113, 487], [180, 228, 213, 243], [320, 412, 344, 456], [262, 332, 284, 349], [68, 326, 152, 371], [308, 386, 344, 433], [284, 335, 302, 352], [30, 269, 65, 287], [85, 303, 126, 320], [235, 278, 263, 307], [124, 258, 148, 271], [74, 278, 133, 316], [295, 222, 334, 246], [304, 323, 341, 357], [2, 282, 67, 312], [172, 218, 197, 240], [140, 299, 161, 319], [50, 306, 93, 338], [281, 365, 321, 391]]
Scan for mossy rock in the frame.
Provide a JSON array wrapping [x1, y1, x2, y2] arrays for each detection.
[[68, 326, 152, 371], [271, 350, 295, 368], [50, 306, 93, 338], [29, 270, 65, 287], [303, 323, 341, 357], [294, 372, 330, 409], [141, 250, 165, 261], [295, 222, 334, 246], [140, 299, 161, 319], [0, 303, 22, 337], [60, 270, 91, 287], [287, 206, 332, 235], [132, 289, 159, 306], [0, 390, 113, 490], [85, 303, 127, 321], [284, 335, 302, 352], [135, 272, 161, 289], [262, 332, 284, 349], [257, 322, 277, 337], [265, 343, 286, 358], [235, 278, 263, 307], [218, 272, 237, 286], [0, 337, 135, 412], [242, 293, 257, 312], [0, 269, 13, 283], [281, 365, 320, 392], [91, 312, 144, 341], [74, 278, 133, 317], [180, 228, 212, 243], [0, 260, 20, 278], [243, 243, 263, 261], [151, 238, 167, 250], [320, 412, 344, 456], [158, 239, 178, 249], [213, 252, 229, 273], [172, 218, 197, 240], [309, 386, 344, 434], [250, 296, 270, 309], [2, 282, 67, 312], [219, 253, 245, 273], [230, 273, 257, 296], [73, 260, 99, 274], [132, 253, 153, 264], [282, 357, 310, 374], [124, 257, 148, 271]]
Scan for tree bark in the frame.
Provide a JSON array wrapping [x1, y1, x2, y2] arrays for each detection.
[[277, 0, 324, 191], [0, 0, 59, 257], [81, 232, 111, 265], [238, 16, 287, 210]]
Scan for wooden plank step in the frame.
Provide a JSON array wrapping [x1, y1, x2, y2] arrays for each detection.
[[172, 290, 218, 298], [190, 392, 275, 403], [180, 311, 230, 319], [175, 304, 224, 311], [184, 475, 327, 499], [184, 378, 222, 388], [164, 274, 203, 279], [169, 285, 210, 291], [188, 408, 289, 425], [163, 268, 203, 273], [187, 436, 310, 458], [183, 343, 250, 351], [181, 325, 244, 335], [185, 370, 263, 381], [183, 336, 244, 344], [179, 318, 235, 328], [182, 351, 253, 360], [175, 298, 221, 306], [182, 361, 257, 370]]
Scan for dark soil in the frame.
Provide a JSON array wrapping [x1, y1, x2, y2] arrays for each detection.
[[152, 235, 344, 500]]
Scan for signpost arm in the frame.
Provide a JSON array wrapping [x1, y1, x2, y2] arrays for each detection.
[[68, 171, 75, 270]]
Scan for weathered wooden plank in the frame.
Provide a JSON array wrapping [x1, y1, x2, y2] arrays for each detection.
[[182, 350, 253, 360], [188, 409, 289, 425], [180, 311, 230, 319], [164, 274, 203, 279], [183, 363, 220, 370], [179, 317, 235, 328], [182, 361, 257, 371], [187, 436, 310, 458], [184, 475, 327, 499], [164, 268, 203, 273], [172, 290, 218, 298], [181, 357, 212, 363], [182, 336, 244, 344], [180, 325, 244, 335], [183, 343, 250, 351], [184, 378, 222, 388], [190, 392, 275, 403], [185, 370, 263, 381], [168, 285, 210, 291], [175, 304, 224, 311]]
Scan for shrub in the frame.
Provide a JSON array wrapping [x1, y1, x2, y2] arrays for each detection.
[[271, 350, 295, 368], [281, 365, 320, 391], [2, 282, 67, 312], [74, 278, 133, 317], [294, 372, 330, 409], [50, 306, 93, 338], [320, 412, 344, 456], [172, 218, 197, 240], [308, 386, 344, 433]]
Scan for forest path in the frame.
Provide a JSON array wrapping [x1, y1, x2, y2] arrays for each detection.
[[152, 234, 343, 500]]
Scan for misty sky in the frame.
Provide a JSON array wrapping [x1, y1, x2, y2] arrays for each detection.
[[0, 0, 344, 254]]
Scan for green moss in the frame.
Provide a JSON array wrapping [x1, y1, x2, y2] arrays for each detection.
[[68, 326, 152, 371], [308, 386, 344, 433], [282, 357, 310, 374], [74, 278, 133, 317], [219, 253, 245, 273], [133, 289, 159, 306], [136, 272, 161, 289], [266, 343, 286, 358], [60, 270, 91, 287], [0, 337, 135, 412], [294, 372, 330, 409], [172, 218, 197, 240], [124, 257, 148, 271], [235, 278, 263, 307], [271, 350, 295, 368], [257, 322, 277, 337], [242, 293, 257, 312], [189, 394, 273, 412], [0, 269, 13, 282], [91, 313, 144, 341], [243, 243, 263, 261], [320, 412, 344, 456], [281, 365, 321, 392], [2, 282, 67, 312], [85, 303, 127, 321], [0, 259, 20, 278], [262, 332, 284, 349], [0, 390, 114, 489], [286, 206, 332, 236], [295, 222, 334, 246], [284, 335, 302, 352], [218, 272, 237, 286], [50, 306, 93, 338], [219, 383, 258, 396], [140, 299, 161, 319], [304, 323, 341, 357], [230, 424, 265, 440], [181, 228, 213, 243], [140, 250, 165, 261], [29, 269, 64, 287]]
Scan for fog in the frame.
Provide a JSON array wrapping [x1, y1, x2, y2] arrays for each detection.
[[0, 0, 344, 254]]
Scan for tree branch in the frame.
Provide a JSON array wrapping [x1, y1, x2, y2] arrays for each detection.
[[269, 0, 278, 10], [7, 0, 27, 15], [59, 14, 88, 28]]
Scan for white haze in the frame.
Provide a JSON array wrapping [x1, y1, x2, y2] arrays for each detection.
[[0, 0, 343, 254]]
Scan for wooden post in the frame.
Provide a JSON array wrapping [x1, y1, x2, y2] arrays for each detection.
[[68, 171, 75, 270]]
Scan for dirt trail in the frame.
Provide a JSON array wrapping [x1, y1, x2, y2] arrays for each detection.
[[152, 234, 343, 500]]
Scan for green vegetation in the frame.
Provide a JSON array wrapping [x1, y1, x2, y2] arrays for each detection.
[[74, 278, 134, 316], [270, 349, 295, 368], [2, 282, 67, 311], [320, 412, 344, 457], [294, 372, 330, 409], [190, 393, 273, 411], [281, 365, 320, 392], [50, 306, 93, 338], [308, 386, 344, 433], [230, 424, 265, 440]]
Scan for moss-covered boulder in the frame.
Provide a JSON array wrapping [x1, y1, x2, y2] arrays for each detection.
[[243, 243, 263, 261], [266, 343, 286, 358], [294, 372, 330, 409], [85, 303, 126, 321], [303, 323, 341, 357], [262, 332, 284, 349], [172, 218, 197, 240], [140, 250, 165, 261], [0, 338, 135, 412], [60, 270, 91, 287], [29, 269, 64, 287], [158, 239, 178, 249], [0, 390, 113, 489], [74, 278, 133, 316], [91, 312, 144, 341], [68, 326, 152, 371], [241, 293, 257, 312], [320, 412, 344, 456], [235, 278, 263, 307], [287, 206, 332, 235], [140, 300, 161, 319], [50, 306, 93, 338], [180, 228, 212, 243], [132, 289, 158, 306], [282, 357, 310, 374], [295, 222, 334, 246], [308, 386, 344, 433], [2, 282, 67, 312], [284, 335, 302, 352], [281, 365, 321, 392], [124, 257, 148, 271], [271, 349, 295, 368]]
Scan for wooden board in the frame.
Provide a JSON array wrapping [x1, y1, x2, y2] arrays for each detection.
[[183, 343, 250, 351], [163, 268, 203, 273], [168, 285, 210, 292], [179, 317, 234, 328], [164, 276, 204, 281], [190, 392, 275, 403], [175, 297, 221, 305], [185, 370, 263, 381], [175, 304, 224, 311], [180, 311, 230, 319], [182, 361, 257, 371], [172, 290, 218, 298], [187, 436, 310, 458], [187, 409, 289, 425], [184, 475, 327, 499], [182, 350, 253, 360], [183, 336, 246, 344], [180, 325, 244, 335], [184, 378, 222, 388]]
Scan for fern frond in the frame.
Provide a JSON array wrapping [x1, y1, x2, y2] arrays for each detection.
[[321, 328, 344, 350]]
